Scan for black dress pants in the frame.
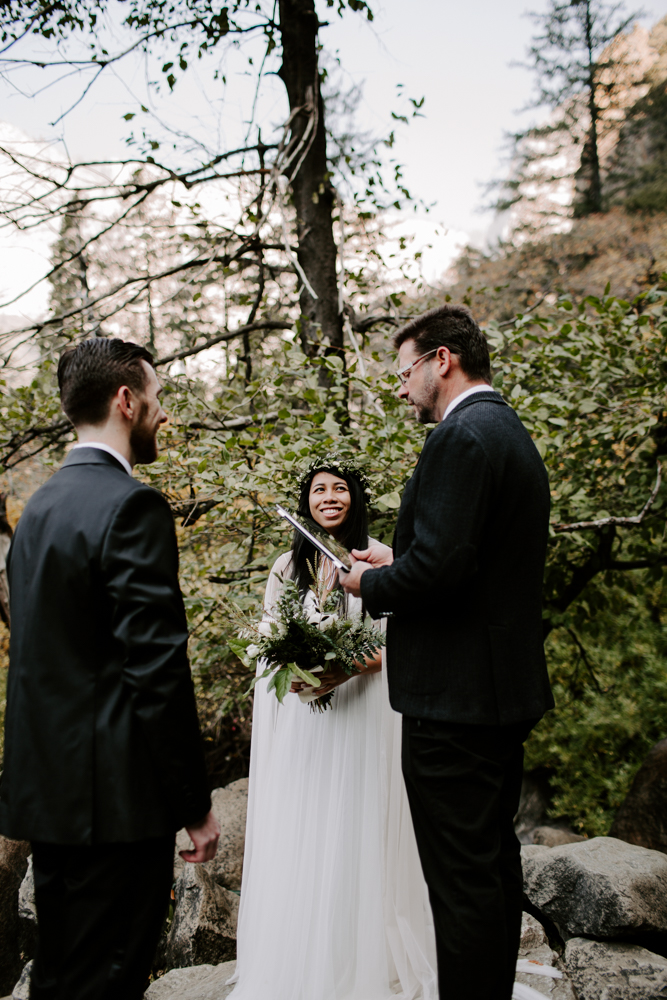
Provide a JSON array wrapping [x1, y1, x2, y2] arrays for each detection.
[[30, 837, 175, 1000], [402, 716, 535, 1000]]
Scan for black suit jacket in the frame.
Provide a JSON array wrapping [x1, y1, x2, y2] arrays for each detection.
[[361, 392, 554, 725], [0, 448, 211, 844]]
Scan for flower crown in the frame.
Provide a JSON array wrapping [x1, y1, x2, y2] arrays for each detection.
[[296, 451, 373, 499]]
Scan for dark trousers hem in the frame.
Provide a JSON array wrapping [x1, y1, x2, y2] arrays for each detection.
[[31, 836, 174, 1000], [402, 716, 535, 1000]]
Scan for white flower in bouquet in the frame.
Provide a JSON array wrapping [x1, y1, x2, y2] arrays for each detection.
[[224, 571, 386, 712], [306, 610, 339, 631]]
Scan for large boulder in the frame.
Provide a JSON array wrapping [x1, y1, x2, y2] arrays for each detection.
[[515, 770, 553, 844], [610, 739, 667, 853], [0, 838, 30, 994], [564, 937, 667, 1000], [163, 864, 239, 969], [522, 838, 667, 940], [17, 857, 37, 960], [532, 827, 585, 848], [144, 960, 236, 999], [516, 913, 576, 1000], [11, 959, 32, 1000], [520, 912, 549, 951], [175, 779, 248, 890]]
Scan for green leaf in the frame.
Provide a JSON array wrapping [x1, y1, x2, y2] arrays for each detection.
[[376, 490, 401, 509], [291, 664, 322, 687], [273, 667, 294, 704], [228, 638, 250, 658]]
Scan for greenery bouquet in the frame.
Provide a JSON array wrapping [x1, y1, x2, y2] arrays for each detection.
[[226, 572, 386, 712]]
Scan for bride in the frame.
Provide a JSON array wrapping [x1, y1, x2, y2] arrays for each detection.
[[228, 457, 438, 1000]]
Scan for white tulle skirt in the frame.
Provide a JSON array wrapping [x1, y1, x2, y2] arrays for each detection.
[[228, 556, 438, 1000]]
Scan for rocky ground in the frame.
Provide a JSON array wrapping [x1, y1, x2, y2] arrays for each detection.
[[4, 759, 667, 1000]]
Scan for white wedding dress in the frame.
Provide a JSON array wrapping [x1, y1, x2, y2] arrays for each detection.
[[227, 550, 439, 1000]]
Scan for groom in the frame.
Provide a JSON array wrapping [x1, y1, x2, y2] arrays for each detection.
[[341, 304, 553, 1000], [0, 338, 219, 999]]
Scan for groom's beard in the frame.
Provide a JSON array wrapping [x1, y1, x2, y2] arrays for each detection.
[[408, 369, 440, 424], [130, 401, 159, 464]]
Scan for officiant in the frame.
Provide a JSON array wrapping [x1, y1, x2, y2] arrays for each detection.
[[340, 303, 554, 1000]]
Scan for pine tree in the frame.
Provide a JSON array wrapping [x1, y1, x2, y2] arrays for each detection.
[[495, 0, 641, 236]]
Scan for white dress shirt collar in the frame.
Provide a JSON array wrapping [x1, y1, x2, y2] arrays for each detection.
[[442, 384, 497, 422], [71, 441, 132, 476]]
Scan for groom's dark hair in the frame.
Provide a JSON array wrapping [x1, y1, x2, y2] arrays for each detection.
[[394, 304, 491, 382], [58, 338, 155, 427]]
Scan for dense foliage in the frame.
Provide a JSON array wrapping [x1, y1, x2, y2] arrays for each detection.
[[531, 577, 667, 835], [6, 283, 667, 827]]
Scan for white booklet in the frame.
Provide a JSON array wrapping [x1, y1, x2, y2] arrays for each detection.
[[275, 504, 352, 572]]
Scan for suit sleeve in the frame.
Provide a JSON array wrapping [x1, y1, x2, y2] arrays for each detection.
[[101, 487, 211, 829], [361, 423, 494, 619]]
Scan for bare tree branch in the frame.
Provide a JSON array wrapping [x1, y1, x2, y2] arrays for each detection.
[[0, 418, 71, 471], [208, 566, 269, 584], [171, 498, 221, 526], [186, 407, 307, 432], [155, 321, 294, 367], [553, 466, 662, 533]]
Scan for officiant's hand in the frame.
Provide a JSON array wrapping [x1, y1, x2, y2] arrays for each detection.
[[351, 542, 394, 567], [340, 541, 394, 596], [338, 560, 370, 597]]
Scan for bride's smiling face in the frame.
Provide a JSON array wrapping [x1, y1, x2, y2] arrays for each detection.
[[309, 472, 351, 538]]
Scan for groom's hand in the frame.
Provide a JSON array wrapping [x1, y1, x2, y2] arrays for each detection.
[[181, 809, 220, 863]]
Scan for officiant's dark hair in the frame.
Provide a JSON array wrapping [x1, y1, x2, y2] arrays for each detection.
[[290, 467, 369, 597], [58, 338, 155, 427], [394, 304, 491, 382]]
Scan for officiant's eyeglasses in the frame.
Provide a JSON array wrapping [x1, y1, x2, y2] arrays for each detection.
[[396, 349, 438, 385]]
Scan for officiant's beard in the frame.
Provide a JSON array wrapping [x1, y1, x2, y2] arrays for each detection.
[[409, 369, 440, 424], [130, 401, 159, 464]]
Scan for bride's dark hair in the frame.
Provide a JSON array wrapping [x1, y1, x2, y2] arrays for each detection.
[[290, 466, 369, 597]]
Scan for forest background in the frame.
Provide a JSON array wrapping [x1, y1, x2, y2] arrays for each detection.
[[2, 0, 667, 836]]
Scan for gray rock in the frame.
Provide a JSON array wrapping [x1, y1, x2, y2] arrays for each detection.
[[522, 837, 667, 939], [517, 914, 576, 1000], [17, 857, 37, 959], [164, 864, 239, 968], [144, 961, 236, 999], [564, 937, 667, 1000], [532, 827, 586, 848], [0, 837, 30, 994], [521, 912, 549, 950], [17, 858, 36, 926], [515, 770, 553, 844], [11, 960, 32, 1000], [175, 779, 248, 890], [610, 739, 667, 854]]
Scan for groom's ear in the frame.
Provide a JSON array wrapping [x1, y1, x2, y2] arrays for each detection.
[[114, 383, 144, 422]]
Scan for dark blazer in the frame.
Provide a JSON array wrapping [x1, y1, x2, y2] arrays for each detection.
[[361, 392, 554, 726], [0, 448, 211, 845]]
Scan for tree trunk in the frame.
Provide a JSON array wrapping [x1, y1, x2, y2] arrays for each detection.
[[574, 0, 603, 215], [278, 0, 343, 362]]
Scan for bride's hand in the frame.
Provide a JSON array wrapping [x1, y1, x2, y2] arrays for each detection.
[[351, 542, 394, 567], [309, 662, 350, 696]]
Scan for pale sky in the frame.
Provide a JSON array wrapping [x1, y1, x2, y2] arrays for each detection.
[[1, 0, 666, 315]]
